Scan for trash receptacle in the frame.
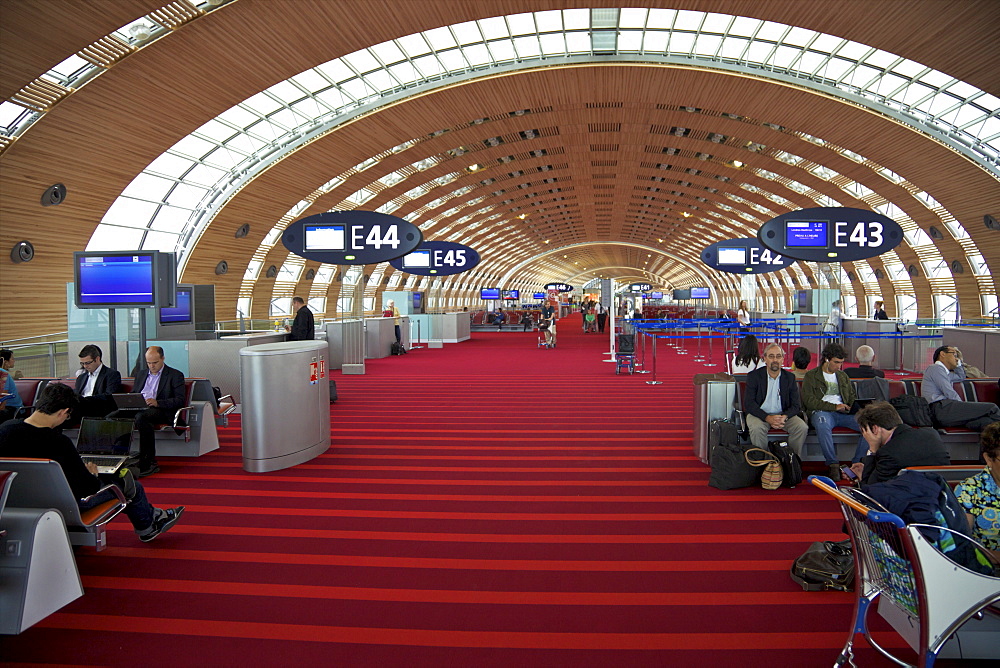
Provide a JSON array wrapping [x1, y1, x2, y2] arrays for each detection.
[[239, 340, 330, 472]]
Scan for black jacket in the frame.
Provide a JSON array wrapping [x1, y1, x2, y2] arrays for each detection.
[[744, 367, 801, 421], [290, 305, 315, 340], [860, 423, 950, 485], [74, 364, 123, 400], [131, 364, 186, 413]]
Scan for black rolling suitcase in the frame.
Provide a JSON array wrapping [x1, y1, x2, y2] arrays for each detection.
[[617, 334, 635, 354]]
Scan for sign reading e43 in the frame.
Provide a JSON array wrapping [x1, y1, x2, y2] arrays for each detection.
[[757, 207, 903, 262], [282, 211, 423, 265], [388, 240, 480, 276], [701, 238, 797, 274]]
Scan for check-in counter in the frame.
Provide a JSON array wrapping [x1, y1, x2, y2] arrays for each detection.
[[943, 326, 1000, 377], [438, 312, 471, 343], [842, 318, 899, 369], [219, 331, 288, 345], [364, 317, 396, 358]]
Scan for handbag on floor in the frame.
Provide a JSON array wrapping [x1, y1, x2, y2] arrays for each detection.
[[708, 420, 760, 490], [744, 448, 783, 490], [768, 441, 803, 487], [791, 540, 855, 591]]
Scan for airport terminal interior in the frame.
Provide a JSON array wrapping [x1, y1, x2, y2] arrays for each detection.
[[1, 0, 999, 665]]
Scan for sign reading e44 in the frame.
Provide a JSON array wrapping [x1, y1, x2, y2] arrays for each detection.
[[388, 240, 480, 277], [282, 211, 423, 265], [757, 207, 902, 262], [701, 238, 797, 274]]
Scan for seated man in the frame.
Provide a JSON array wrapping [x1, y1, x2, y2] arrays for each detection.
[[849, 401, 950, 485], [844, 345, 885, 379], [0, 383, 183, 542], [108, 346, 185, 477], [744, 343, 808, 457], [802, 343, 868, 479], [0, 366, 23, 424], [70, 344, 122, 425], [922, 346, 1000, 432], [955, 422, 1000, 558]]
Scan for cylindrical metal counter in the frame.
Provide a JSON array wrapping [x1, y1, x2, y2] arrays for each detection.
[[239, 340, 330, 472]]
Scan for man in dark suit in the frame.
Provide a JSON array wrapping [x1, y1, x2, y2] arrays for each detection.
[[744, 342, 808, 458], [849, 401, 950, 485], [70, 344, 122, 424], [286, 296, 314, 341], [844, 345, 886, 379], [108, 346, 185, 477]]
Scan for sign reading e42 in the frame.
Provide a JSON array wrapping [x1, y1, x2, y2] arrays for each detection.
[[282, 211, 423, 265], [757, 207, 903, 262], [388, 240, 480, 276], [701, 238, 797, 274]]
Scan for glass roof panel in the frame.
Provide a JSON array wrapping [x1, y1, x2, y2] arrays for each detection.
[[644, 31, 670, 53], [538, 34, 566, 56], [266, 80, 306, 103], [424, 25, 458, 49], [169, 135, 216, 160], [487, 40, 517, 61], [645, 8, 677, 30], [241, 91, 284, 115], [513, 36, 542, 58], [121, 173, 174, 201], [919, 69, 954, 88], [395, 32, 432, 56], [506, 13, 537, 36], [477, 16, 509, 39], [535, 10, 564, 31], [837, 41, 871, 60], [619, 8, 648, 29], [146, 152, 195, 179], [673, 10, 704, 31], [87, 225, 146, 250], [343, 49, 381, 75], [451, 21, 483, 45], [147, 205, 190, 232]]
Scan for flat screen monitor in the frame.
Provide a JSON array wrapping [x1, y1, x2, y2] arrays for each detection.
[[502, 289, 519, 300], [717, 247, 748, 265], [74, 251, 162, 309], [159, 287, 192, 324], [691, 287, 710, 299], [412, 291, 423, 312], [304, 224, 346, 251], [785, 221, 828, 248], [673, 289, 691, 300], [532, 292, 545, 299], [480, 287, 500, 300], [649, 291, 663, 299], [402, 249, 431, 268]]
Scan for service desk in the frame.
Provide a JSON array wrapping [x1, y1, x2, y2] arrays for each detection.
[[364, 317, 396, 359], [943, 326, 1000, 377]]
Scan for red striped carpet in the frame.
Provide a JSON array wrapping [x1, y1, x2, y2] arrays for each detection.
[[6, 316, 926, 666]]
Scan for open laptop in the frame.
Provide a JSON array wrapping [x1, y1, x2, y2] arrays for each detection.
[[75, 417, 137, 475], [112, 393, 148, 411]]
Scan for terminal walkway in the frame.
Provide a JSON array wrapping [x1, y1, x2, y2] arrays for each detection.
[[4, 315, 924, 666]]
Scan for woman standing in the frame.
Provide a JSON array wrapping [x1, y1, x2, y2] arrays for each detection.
[[736, 300, 751, 333], [872, 300, 888, 320]]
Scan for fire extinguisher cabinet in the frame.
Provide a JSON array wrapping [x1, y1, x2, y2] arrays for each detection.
[[239, 340, 330, 472]]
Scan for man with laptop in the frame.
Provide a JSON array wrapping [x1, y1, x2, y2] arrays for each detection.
[[108, 346, 186, 477], [0, 383, 184, 542], [65, 344, 123, 426]]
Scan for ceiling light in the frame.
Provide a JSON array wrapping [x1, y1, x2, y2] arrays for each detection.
[[518, 214, 527, 219]]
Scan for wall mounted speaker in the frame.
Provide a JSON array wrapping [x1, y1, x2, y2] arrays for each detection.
[[985, 214, 1000, 231], [846, 271, 856, 281], [40, 183, 67, 206], [874, 268, 885, 279], [235, 223, 250, 239], [335, 272, 343, 282], [10, 240, 34, 263], [265, 265, 277, 278], [908, 264, 919, 277], [951, 259, 964, 274], [305, 268, 315, 280], [215, 260, 228, 275], [928, 226, 944, 240]]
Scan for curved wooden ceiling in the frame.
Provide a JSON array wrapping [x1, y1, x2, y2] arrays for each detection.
[[1, 0, 998, 340]]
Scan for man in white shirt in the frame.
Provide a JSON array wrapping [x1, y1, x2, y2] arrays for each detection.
[[801, 343, 867, 478], [69, 344, 123, 425], [922, 345, 1000, 431]]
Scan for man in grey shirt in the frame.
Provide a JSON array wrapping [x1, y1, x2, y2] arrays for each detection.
[[922, 345, 1000, 432]]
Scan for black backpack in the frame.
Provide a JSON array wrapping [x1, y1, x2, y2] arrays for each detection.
[[889, 395, 933, 427], [768, 441, 804, 487], [391, 341, 406, 355]]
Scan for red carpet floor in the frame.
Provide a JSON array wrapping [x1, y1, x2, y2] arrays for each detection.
[[4, 316, 930, 666]]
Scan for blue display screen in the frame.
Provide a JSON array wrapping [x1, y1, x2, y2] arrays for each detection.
[[480, 288, 500, 300], [502, 289, 519, 300], [649, 291, 663, 299], [532, 292, 545, 299], [77, 254, 156, 307], [412, 292, 422, 310], [159, 288, 192, 324], [691, 287, 710, 299], [785, 221, 828, 248]]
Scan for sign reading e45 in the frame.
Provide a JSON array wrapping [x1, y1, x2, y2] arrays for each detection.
[[701, 238, 797, 274], [388, 240, 481, 276], [757, 207, 902, 262], [282, 211, 423, 265]]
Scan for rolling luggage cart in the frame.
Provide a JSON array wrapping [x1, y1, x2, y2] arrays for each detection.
[[809, 476, 1000, 667]]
